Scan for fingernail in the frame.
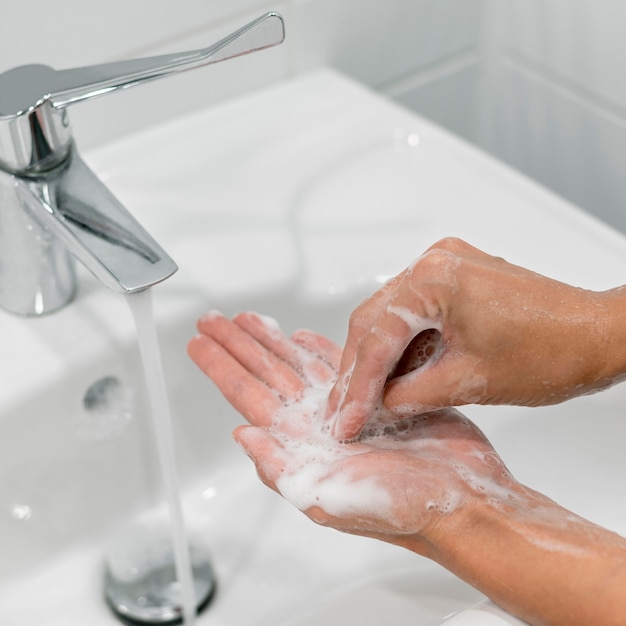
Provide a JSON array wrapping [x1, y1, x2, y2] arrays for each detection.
[[198, 310, 224, 324]]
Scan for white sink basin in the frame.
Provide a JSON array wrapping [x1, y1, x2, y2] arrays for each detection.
[[2, 69, 626, 625]]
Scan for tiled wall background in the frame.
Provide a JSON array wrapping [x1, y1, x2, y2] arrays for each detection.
[[483, 0, 626, 234], [2, 1, 625, 232]]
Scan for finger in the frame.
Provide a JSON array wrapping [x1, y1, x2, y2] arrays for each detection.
[[233, 425, 289, 492], [326, 271, 406, 418], [339, 272, 407, 375], [333, 321, 418, 439], [334, 282, 441, 440], [234, 313, 340, 385], [290, 329, 341, 384], [291, 329, 342, 369], [197, 312, 305, 399], [382, 352, 488, 414], [187, 334, 282, 427], [233, 312, 302, 371]]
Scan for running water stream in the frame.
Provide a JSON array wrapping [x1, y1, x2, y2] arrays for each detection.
[[127, 289, 197, 625]]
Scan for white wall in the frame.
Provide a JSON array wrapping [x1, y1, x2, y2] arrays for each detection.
[[380, 1, 626, 234], [2, 1, 623, 232], [482, 0, 626, 234]]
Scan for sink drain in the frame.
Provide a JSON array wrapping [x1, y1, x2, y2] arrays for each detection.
[[104, 538, 216, 624], [78, 375, 134, 440]]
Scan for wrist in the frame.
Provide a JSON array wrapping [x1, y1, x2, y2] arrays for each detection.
[[596, 287, 626, 385], [415, 483, 626, 626]]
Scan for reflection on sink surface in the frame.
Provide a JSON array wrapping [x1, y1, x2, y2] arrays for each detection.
[[278, 565, 481, 626], [2, 69, 626, 625]]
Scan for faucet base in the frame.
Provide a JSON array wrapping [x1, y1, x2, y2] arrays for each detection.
[[0, 168, 76, 315]]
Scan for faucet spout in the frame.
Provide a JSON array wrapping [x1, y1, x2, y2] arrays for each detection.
[[0, 149, 177, 315]]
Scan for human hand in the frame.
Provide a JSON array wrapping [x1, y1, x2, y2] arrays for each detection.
[[328, 237, 620, 440], [187, 311, 626, 626], [187, 311, 517, 548]]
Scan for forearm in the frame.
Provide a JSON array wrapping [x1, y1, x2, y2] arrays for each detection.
[[421, 487, 626, 626]]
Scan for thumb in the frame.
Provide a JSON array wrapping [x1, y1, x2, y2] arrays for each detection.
[[382, 354, 488, 414], [233, 425, 288, 492]]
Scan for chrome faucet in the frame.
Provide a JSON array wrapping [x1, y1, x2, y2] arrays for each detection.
[[0, 12, 285, 315]]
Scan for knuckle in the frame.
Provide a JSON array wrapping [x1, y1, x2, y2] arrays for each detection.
[[358, 329, 396, 368], [413, 247, 458, 281], [430, 236, 468, 253], [348, 305, 371, 332]]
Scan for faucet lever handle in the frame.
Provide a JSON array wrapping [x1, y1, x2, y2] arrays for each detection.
[[49, 12, 285, 108], [0, 12, 284, 173]]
